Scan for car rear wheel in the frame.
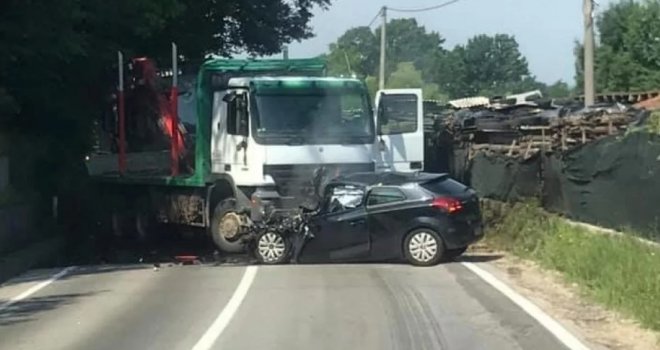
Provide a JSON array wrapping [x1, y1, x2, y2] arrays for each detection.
[[254, 231, 291, 264], [403, 229, 445, 266]]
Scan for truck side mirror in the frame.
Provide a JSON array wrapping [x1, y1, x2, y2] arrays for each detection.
[[237, 97, 249, 137], [377, 94, 388, 135]]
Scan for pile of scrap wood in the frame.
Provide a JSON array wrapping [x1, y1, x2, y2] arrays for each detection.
[[433, 95, 649, 159]]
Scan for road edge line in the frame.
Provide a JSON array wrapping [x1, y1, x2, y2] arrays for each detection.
[[461, 262, 590, 350], [0, 266, 76, 312], [192, 265, 258, 350]]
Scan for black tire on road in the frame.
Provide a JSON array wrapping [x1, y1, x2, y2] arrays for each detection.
[[444, 247, 468, 261], [210, 198, 246, 253], [254, 231, 291, 265], [403, 228, 445, 267]]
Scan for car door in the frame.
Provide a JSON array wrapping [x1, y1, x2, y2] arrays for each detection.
[[365, 186, 411, 260], [300, 184, 370, 262], [374, 89, 424, 173]]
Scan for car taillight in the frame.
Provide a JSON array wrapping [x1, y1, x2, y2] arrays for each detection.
[[432, 197, 463, 213]]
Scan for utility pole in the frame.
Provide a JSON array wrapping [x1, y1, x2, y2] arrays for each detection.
[[583, 0, 595, 107], [378, 6, 387, 90]]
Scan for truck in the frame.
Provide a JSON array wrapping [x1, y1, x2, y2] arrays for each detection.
[[86, 47, 425, 253]]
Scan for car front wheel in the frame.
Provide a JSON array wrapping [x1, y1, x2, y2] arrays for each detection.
[[403, 229, 445, 266], [255, 231, 291, 264]]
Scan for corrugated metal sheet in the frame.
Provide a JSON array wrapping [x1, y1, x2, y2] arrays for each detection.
[[448, 96, 490, 109]]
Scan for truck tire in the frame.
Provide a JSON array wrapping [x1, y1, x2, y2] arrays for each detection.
[[210, 198, 246, 253]]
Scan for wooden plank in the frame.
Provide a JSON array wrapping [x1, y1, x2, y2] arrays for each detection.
[[507, 140, 517, 157], [519, 125, 551, 131], [524, 141, 533, 158]]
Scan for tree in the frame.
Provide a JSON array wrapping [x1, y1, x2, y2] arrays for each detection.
[[387, 62, 445, 100], [325, 21, 542, 100], [575, 0, 660, 92], [326, 18, 445, 81], [545, 81, 572, 98], [443, 34, 531, 97], [326, 27, 379, 77], [375, 18, 445, 79]]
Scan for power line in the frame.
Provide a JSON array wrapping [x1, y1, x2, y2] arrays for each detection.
[[367, 8, 383, 27], [389, 0, 462, 13]]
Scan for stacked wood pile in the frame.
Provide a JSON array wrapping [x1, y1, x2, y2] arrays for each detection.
[[433, 102, 646, 160]]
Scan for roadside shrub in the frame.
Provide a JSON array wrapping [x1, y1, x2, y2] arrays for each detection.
[[484, 201, 660, 331]]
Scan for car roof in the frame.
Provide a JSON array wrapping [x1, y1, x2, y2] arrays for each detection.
[[328, 172, 448, 187]]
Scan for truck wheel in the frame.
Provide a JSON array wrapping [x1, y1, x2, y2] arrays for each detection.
[[254, 231, 291, 264], [211, 198, 246, 253]]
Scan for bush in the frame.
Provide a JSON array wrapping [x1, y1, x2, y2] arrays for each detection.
[[484, 201, 660, 331]]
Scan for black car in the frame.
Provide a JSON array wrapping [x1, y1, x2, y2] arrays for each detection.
[[253, 172, 483, 266]]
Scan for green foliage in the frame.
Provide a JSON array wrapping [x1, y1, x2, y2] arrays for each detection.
[[447, 34, 532, 97], [326, 26, 379, 77], [325, 18, 445, 81], [575, 0, 660, 92], [326, 21, 544, 100], [0, 0, 330, 197], [376, 19, 445, 79], [646, 111, 660, 135], [485, 201, 660, 331], [545, 80, 572, 98], [387, 62, 445, 100]]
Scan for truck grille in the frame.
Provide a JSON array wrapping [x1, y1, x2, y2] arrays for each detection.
[[263, 163, 375, 198]]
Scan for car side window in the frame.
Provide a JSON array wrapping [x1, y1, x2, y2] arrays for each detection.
[[324, 185, 365, 213], [367, 187, 406, 206]]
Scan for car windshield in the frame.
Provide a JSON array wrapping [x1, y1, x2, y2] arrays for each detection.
[[323, 184, 365, 213], [250, 86, 374, 144]]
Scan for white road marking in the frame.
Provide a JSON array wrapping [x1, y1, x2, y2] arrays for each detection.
[[462, 262, 590, 350], [0, 266, 76, 313], [192, 266, 258, 350]]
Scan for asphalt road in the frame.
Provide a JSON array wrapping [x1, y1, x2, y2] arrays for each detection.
[[0, 261, 580, 350]]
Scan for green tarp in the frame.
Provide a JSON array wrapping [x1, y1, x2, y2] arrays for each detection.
[[454, 132, 660, 240]]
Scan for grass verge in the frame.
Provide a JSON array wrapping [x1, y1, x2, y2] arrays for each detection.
[[482, 200, 660, 332]]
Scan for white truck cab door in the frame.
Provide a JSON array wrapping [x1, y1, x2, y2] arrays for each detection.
[[374, 89, 424, 173]]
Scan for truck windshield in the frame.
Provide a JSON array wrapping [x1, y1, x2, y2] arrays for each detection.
[[250, 87, 374, 145]]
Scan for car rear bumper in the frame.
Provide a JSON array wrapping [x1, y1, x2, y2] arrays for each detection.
[[444, 221, 484, 249]]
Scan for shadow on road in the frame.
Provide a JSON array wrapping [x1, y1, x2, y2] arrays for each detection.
[[0, 291, 104, 327], [1, 265, 148, 288], [455, 253, 504, 263]]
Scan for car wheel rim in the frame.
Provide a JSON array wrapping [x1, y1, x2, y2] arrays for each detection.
[[409, 232, 438, 263], [258, 233, 286, 262]]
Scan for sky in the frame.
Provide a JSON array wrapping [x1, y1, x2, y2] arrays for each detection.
[[279, 0, 615, 85]]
